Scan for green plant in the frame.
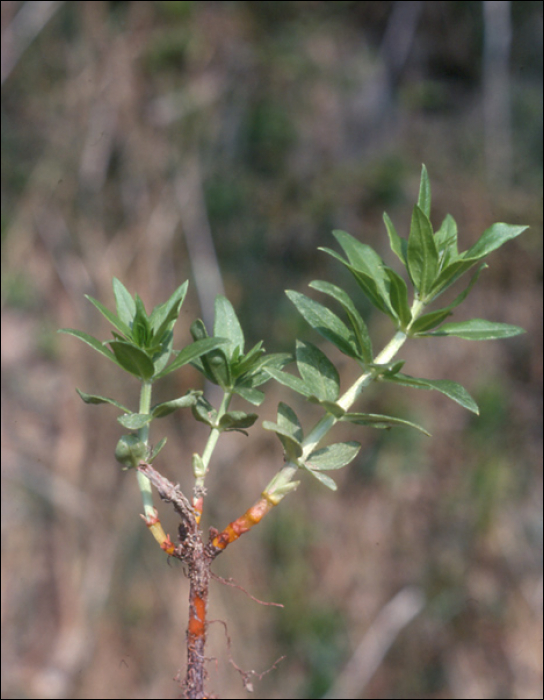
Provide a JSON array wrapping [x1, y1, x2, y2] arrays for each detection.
[[59, 166, 527, 699]]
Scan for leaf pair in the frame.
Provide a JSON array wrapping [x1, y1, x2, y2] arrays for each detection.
[[59, 278, 227, 382], [190, 295, 291, 406], [263, 403, 361, 491]]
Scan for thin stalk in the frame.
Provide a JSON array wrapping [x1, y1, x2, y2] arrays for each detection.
[[137, 381, 155, 519]]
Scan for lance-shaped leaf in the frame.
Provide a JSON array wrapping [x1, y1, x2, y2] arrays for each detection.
[[306, 441, 361, 470], [384, 267, 411, 329], [407, 205, 439, 297], [296, 340, 340, 403], [341, 412, 431, 436], [421, 319, 525, 340], [383, 373, 479, 414], [265, 366, 312, 398], [320, 231, 396, 318], [383, 212, 407, 266], [218, 411, 258, 433], [149, 281, 188, 340], [118, 413, 153, 429], [434, 214, 458, 270], [108, 340, 155, 380], [131, 294, 151, 347], [75, 389, 131, 413], [58, 329, 123, 368], [309, 280, 373, 363], [235, 387, 266, 406], [84, 294, 133, 338], [214, 295, 245, 359], [286, 290, 360, 358], [151, 390, 202, 418], [410, 263, 488, 334], [303, 468, 338, 491], [263, 402, 304, 462], [429, 223, 528, 300], [149, 437, 167, 462], [418, 164, 431, 217], [155, 337, 229, 379], [112, 278, 136, 327]]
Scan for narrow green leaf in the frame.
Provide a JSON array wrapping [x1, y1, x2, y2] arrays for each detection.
[[407, 205, 439, 296], [306, 441, 361, 470], [131, 295, 151, 346], [112, 278, 136, 327], [83, 295, 133, 338], [296, 340, 340, 402], [383, 373, 479, 414], [234, 387, 266, 406], [149, 437, 167, 462], [277, 402, 304, 442], [286, 290, 360, 358], [58, 328, 123, 368], [417, 164, 431, 218], [150, 281, 188, 339], [108, 340, 155, 380], [265, 367, 312, 398], [384, 267, 411, 328], [304, 468, 338, 490], [237, 352, 293, 389], [75, 389, 130, 413], [214, 295, 245, 358], [423, 319, 526, 340], [118, 413, 153, 429], [317, 400, 346, 418], [463, 223, 528, 260], [309, 280, 373, 363], [341, 412, 431, 436], [434, 214, 458, 269], [151, 390, 202, 418], [383, 212, 407, 265], [155, 337, 229, 379]]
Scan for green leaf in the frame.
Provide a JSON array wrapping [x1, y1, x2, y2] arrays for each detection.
[[84, 294, 133, 338], [383, 212, 407, 266], [234, 387, 266, 406], [407, 205, 439, 297], [286, 290, 360, 358], [296, 340, 340, 402], [151, 391, 202, 418], [265, 366, 312, 398], [306, 441, 361, 470], [214, 295, 245, 358], [218, 411, 258, 432], [410, 263, 487, 334], [192, 396, 218, 427], [304, 468, 338, 490], [108, 340, 155, 380], [429, 223, 528, 300], [115, 435, 148, 469], [317, 400, 346, 418], [341, 412, 431, 436], [434, 214, 458, 269], [309, 280, 373, 363], [422, 319, 525, 340], [149, 437, 167, 462], [384, 267, 411, 328], [150, 281, 188, 340], [150, 331, 174, 375], [112, 278, 136, 327], [75, 389, 130, 413], [383, 373, 479, 414], [237, 352, 293, 389], [58, 328, 123, 368], [277, 402, 304, 442], [155, 337, 229, 379], [418, 164, 431, 218], [118, 413, 153, 429], [463, 223, 528, 260]]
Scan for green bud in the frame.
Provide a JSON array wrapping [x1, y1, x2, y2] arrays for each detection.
[[115, 434, 148, 469]]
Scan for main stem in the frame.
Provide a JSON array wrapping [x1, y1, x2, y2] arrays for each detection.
[[137, 381, 155, 518]]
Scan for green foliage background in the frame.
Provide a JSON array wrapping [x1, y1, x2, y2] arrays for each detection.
[[2, 2, 542, 699]]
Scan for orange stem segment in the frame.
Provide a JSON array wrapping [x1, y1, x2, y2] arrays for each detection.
[[140, 508, 176, 555], [210, 494, 275, 551]]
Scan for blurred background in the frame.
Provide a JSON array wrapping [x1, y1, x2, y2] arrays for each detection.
[[1, 2, 542, 698]]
